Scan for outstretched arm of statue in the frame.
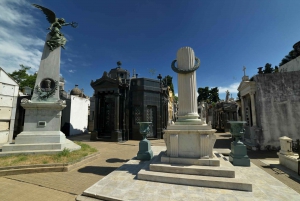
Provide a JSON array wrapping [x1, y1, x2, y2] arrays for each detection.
[[62, 21, 78, 28]]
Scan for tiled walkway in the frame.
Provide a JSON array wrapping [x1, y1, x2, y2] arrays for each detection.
[[0, 133, 299, 201], [79, 146, 300, 201]]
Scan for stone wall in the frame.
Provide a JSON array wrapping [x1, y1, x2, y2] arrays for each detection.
[[0, 68, 19, 144], [69, 95, 90, 135], [279, 56, 300, 72], [254, 71, 300, 148]]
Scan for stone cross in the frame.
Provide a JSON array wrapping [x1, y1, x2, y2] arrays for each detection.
[[243, 66, 246, 76]]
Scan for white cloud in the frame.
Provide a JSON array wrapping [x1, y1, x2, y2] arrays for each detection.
[[68, 70, 76, 73], [68, 59, 73, 62], [0, 0, 35, 26], [0, 0, 44, 74], [218, 82, 240, 94]]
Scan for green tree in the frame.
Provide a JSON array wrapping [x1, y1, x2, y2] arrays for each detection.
[[197, 87, 210, 102], [162, 75, 174, 94], [8, 64, 37, 90], [263, 63, 274, 74], [173, 95, 178, 103], [209, 87, 220, 103], [279, 50, 300, 66], [197, 87, 219, 103]]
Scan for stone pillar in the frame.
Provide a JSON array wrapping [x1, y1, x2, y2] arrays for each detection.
[[176, 47, 200, 123], [250, 92, 257, 126], [114, 91, 120, 131], [241, 97, 245, 121], [112, 90, 122, 142], [94, 94, 99, 131], [122, 93, 126, 140], [90, 94, 99, 140]]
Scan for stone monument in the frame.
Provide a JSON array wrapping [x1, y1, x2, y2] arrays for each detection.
[[1, 4, 80, 155], [162, 47, 218, 165], [137, 47, 252, 191]]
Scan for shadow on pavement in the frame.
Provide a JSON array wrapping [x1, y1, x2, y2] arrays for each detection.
[[106, 158, 129, 163], [77, 166, 117, 176], [247, 150, 278, 159]]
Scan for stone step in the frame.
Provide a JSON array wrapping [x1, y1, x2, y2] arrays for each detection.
[[2, 143, 64, 152], [0, 166, 67, 176], [137, 169, 252, 192], [149, 163, 235, 178], [0, 149, 63, 156]]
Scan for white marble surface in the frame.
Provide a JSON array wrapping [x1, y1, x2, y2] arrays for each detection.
[[164, 129, 216, 158], [176, 47, 198, 119], [278, 152, 299, 173], [279, 136, 293, 155], [80, 146, 300, 201], [0, 68, 19, 144]]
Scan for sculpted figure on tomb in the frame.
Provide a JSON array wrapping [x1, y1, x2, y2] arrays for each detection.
[[32, 4, 78, 51]]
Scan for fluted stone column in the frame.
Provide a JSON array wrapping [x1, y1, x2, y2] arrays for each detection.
[[241, 97, 245, 122], [250, 92, 257, 127], [176, 47, 201, 124]]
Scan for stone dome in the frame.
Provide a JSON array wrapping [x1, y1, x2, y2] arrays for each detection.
[[70, 85, 82, 96]]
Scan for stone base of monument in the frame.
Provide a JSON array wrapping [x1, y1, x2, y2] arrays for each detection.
[[0, 101, 81, 156], [277, 152, 299, 173], [163, 128, 217, 161], [137, 126, 252, 191], [229, 141, 250, 167], [161, 153, 220, 166], [1, 131, 81, 156], [1, 137, 80, 156], [137, 151, 252, 192]]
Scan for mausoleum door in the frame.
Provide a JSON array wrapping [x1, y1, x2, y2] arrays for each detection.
[[146, 106, 157, 138], [99, 96, 115, 137]]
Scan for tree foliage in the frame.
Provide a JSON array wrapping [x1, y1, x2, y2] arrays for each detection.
[[279, 50, 300, 66], [197, 86, 220, 103], [8, 64, 37, 90], [263, 63, 274, 74], [162, 75, 174, 94]]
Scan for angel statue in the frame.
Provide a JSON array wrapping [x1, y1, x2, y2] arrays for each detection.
[[32, 4, 78, 51]]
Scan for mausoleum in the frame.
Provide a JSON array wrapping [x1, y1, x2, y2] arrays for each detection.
[[90, 62, 169, 141]]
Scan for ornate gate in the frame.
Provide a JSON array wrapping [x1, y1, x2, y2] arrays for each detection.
[[146, 106, 157, 138]]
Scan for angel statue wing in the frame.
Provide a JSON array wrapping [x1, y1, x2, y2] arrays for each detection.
[[32, 4, 56, 24]]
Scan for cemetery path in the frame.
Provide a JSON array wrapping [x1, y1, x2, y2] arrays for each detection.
[[0, 133, 299, 201]]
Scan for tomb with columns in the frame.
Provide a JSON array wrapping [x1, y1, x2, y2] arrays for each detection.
[[238, 50, 300, 150]]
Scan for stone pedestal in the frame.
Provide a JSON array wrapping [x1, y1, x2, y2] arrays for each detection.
[[162, 127, 219, 166], [279, 136, 293, 155], [137, 139, 153, 161], [229, 141, 250, 166]]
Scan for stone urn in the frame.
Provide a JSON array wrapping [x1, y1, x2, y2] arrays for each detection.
[[228, 121, 246, 142], [136, 122, 153, 160], [228, 121, 250, 166]]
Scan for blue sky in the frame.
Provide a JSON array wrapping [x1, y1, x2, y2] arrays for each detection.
[[1, 0, 300, 100]]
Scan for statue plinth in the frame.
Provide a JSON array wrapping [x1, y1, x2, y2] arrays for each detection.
[[162, 47, 217, 165]]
